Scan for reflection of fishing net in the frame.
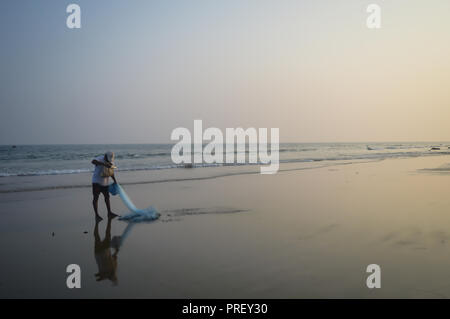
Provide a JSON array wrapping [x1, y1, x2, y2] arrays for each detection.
[[111, 223, 135, 249], [109, 183, 159, 222]]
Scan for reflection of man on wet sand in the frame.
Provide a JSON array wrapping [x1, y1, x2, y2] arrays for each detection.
[[94, 218, 119, 284]]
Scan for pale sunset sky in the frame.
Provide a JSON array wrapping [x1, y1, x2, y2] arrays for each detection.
[[1, 0, 449, 144]]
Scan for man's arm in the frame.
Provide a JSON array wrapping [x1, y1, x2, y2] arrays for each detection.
[[92, 159, 111, 167], [111, 174, 117, 184]]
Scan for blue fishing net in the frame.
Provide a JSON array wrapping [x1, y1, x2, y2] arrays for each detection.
[[109, 183, 159, 222]]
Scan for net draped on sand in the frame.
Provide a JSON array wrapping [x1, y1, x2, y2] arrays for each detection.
[[109, 183, 159, 222]]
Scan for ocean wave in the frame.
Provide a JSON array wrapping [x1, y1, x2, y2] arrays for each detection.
[[2, 149, 450, 178], [0, 168, 92, 177]]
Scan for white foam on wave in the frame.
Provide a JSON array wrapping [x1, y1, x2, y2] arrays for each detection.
[[2, 145, 450, 178]]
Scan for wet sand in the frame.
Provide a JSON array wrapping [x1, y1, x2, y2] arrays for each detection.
[[2, 156, 450, 298]]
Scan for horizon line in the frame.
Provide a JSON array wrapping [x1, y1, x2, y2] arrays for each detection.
[[2, 141, 450, 146]]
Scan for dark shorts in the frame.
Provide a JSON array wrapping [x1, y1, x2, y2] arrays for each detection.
[[92, 183, 109, 198]]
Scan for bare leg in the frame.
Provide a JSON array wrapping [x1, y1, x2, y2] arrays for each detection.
[[93, 195, 102, 220], [105, 196, 117, 218]]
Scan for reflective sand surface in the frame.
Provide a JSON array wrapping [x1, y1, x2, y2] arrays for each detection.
[[2, 156, 450, 298]]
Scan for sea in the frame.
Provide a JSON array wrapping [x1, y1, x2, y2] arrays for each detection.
[[1, 142, 450, 177]]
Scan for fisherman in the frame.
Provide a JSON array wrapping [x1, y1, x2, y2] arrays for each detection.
[[91, 151, 117, 220]]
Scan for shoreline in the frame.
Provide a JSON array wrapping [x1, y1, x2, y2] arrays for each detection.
[[0, 155, 444, 194], [0, 159, 374, 194]]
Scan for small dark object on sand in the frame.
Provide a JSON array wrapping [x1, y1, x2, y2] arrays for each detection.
[[430, 147, 440, 151], [83, 231, 88, 234]]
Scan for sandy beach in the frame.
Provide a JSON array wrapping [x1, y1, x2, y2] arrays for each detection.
[[1, 155, 450, 298]]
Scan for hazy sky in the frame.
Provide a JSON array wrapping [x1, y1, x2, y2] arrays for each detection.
[[1, 0, 449, 144]]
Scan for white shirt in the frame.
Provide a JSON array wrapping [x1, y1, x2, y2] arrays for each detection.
[[92, 155, 110, 186]]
